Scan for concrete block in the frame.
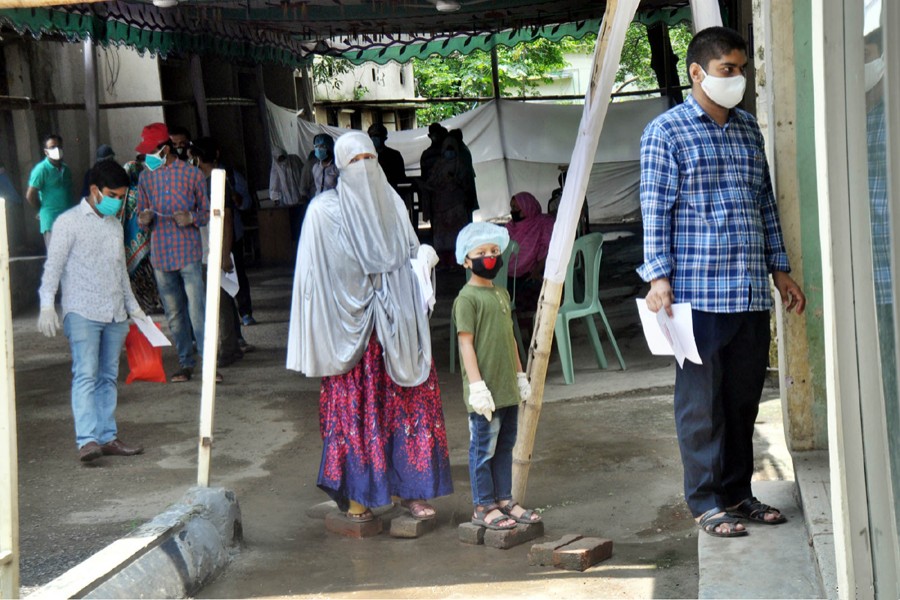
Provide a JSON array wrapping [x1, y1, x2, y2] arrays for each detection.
[[457, 522, 485, 545], [528, 534, 583, 566], [324, 511, 383, 538], [484, 521, 544, 549], [305, 500, 338, 519], [552, 537, 613, 571], [390, 514, 437, 538]]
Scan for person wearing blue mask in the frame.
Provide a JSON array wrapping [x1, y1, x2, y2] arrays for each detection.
[[303, 134, 339, 201], [367, 122, 407, 193], [134, 122, 213, 384], [37, 160, 146, 462]]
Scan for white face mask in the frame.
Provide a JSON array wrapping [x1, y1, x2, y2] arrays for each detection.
[[865, 55, 885, 92], [700, 67, 747, 109], [46, 147, 62, 161]]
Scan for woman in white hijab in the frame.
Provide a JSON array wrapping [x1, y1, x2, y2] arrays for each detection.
[[287, 131, 452, 523]]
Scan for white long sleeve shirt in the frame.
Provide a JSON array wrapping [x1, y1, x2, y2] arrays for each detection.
[[39, 199, 139, 323]]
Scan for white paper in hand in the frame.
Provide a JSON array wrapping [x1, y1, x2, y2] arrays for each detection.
[[221, 255, 240, 298], [134, 315, 172, 347], [635, 299, 702, 367]]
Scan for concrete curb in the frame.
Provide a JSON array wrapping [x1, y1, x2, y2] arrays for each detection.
[[28, 487, 241, 599]]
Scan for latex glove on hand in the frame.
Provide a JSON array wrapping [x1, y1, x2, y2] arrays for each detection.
[[130, 308, 147, 322], [38, 306, 60, 338], [517, 372, 532, 402], [468, 381, 495, 422]]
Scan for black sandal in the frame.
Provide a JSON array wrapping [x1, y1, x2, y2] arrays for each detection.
[[697, 507, 748, 538], [472, 504, 516, 530], [727, 497, 787, 525], [499, 501, 542, 524]]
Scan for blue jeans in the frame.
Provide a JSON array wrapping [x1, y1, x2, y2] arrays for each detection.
[[468, 405, 518, 506], [154, 261, 205, 369], [63, 313, 129, 448]]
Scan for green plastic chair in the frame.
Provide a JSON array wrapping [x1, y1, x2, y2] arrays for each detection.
[[450, 240, 526, 373], [554, 232, 626, 384]]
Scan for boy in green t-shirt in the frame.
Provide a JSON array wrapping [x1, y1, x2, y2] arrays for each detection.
[[453, 222, 543, 530]]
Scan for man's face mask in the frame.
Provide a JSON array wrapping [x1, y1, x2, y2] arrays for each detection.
[[144, 147, 167, 171], [700, 67, 746, 110], [468, 254, 504, 279], [174, 146, 190, 161], [46, 147, 62, 161]]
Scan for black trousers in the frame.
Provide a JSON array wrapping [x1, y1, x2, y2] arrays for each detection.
[[673, 310, 770, 517], [231, 236, 253, 318]]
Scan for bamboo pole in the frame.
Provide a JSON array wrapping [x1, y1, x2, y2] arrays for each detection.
[[197, 169, 226, 487], [511, 0, 641, 502], [0, 0, 105, 6], [0, 197, 21, 598]]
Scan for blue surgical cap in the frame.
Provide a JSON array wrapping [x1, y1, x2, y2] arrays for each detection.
[[455, 222, 509, 266]]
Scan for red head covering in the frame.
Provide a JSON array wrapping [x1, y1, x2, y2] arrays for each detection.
[[505, 192, 555, 278]]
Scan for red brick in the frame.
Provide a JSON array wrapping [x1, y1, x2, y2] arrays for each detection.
[[552, 537, 613, 571], [528, 534, 584, 566], [483, 521, 544, 549], [390, 514, 436, 538], [458, 522, 485, 545], [324, 511, 383, 538]]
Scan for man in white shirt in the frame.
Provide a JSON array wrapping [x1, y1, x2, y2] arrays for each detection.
[[38, 161, 146, 462]]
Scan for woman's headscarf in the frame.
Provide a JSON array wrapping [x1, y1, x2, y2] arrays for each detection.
[[286, 131, 430, 387], [505, 191, 556, 278]]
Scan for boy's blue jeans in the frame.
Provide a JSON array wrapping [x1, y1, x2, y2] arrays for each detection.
[[468, 405, 518, 506], [63, 313, 129, 449]]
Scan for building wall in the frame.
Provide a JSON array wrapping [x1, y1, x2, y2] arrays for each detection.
[[313, 60, 415, 103]]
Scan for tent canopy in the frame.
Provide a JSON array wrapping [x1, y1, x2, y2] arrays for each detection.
[[267, 96, 669, 222], [0, 0, 690, 67]]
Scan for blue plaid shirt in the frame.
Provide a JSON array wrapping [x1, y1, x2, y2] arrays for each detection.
[[866, 100, 892, 306], [637, 95, 791, 313]]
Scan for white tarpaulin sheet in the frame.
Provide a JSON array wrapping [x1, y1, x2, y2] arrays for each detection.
[[266, 96, 668, 222]]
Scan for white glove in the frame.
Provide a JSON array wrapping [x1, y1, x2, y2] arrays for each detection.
[[130, 308, 147, 322], [468, 381, 495, 421], [517, 372, 532, 402], [38, 306, 60, 338]]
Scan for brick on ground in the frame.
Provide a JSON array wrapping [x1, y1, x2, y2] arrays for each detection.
[[458, 522, 485, 545], [552, 537, 613, 571], [324, 511, 384, 538], [483, 521, 544, 549], [528, 534, 584, 566], [390, 514, 436, 538]]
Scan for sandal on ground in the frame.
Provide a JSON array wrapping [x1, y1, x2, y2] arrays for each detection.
[[400, 499, 436, 521], [170, 368, 193, 383], [346, 509, 375, 523], [697, 507, 748, 538], [727, 497, 787, 525], [499, 501, 542, 524], [472, 504, 517, 530]]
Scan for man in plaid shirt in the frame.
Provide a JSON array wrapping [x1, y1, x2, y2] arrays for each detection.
[[638, 27, 805, 538], [135, 122, 211, 383]]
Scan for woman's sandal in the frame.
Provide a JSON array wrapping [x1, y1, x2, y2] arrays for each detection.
[[499, 501, 542, 524], [472, 504, 517, 530], [727, 497, 787, 525], [346, 508, 375, 523], [400, 499, 436, 521], [696, 507, 748, 538]]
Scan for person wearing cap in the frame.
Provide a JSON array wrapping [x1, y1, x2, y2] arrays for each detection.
[[134, 122, 212, 383], [367, 123, 407, 193], [287, 131, 451, 524], [452, 222, 541, 530], [26, 133, 73, 249]]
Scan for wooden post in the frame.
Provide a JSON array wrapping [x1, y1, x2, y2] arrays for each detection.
[[197, 169, 225, 487], [511, 0, 640, 502], [0, 197, 21, 597]]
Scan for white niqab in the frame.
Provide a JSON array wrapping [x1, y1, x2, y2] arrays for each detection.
[[286, 131, 431, 387]]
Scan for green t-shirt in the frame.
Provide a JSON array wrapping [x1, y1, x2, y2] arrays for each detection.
[[452, 283, 520, 413], [28, 158, 73, 233]]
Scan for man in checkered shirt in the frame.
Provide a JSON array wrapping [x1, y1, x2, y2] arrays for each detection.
[[638, 27, 806, 538], [135, 122, 210, 383]]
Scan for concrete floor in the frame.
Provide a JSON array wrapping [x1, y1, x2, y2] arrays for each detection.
[[11, 228, 798, 598]]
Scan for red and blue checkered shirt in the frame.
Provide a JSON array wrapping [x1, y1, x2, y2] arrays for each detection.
[[637, 95, 791, 313], [137, 159, 209, 272]]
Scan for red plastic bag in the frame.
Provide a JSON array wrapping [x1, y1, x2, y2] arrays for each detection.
[[125, 323, 167, 384]]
